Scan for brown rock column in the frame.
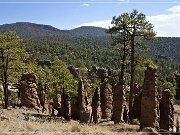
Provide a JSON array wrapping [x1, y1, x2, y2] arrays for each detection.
[[19, 71, 42, 111], [112, 82, 125, 124], [123, 104, 129, 123], [100, 82, 113, 120], [53, 93, 61, 110], [77, 78, 90, 123], [140, 65, 159, 130], [77, 78, 88, 118], [61, 91, 71, 120], [43, 95, 50, 114], [159, 89, 174, 131], [132, 92, 142, 120], [91, 87, 100, 124], [71, 96, 79, 119], [78, 78, 85, 110]]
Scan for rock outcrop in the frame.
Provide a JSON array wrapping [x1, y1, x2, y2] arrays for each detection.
[[43, 95, 50, 114], [77, 78, 88, 118], [88, 66, 110, 82], [91, 87, 100, 123], [112, 82, 125, 124], [19, 71, 42, 111], [61, 91, 71, 120], [53, 93, 61, 110], [100, 82, 113, 120], [123, 104, 129, 123], [71, 97, 79, 120], [140, 65, 159, 130], [67, 66, 79, 78], [77, 78, 90, 122], [132, 92, 142, 120], [37, 82, 50, 114], [159, 89, 174, 131]]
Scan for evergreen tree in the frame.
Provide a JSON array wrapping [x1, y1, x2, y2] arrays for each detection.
[[108, 10, 156, 121], [0, 31, 26, 109]]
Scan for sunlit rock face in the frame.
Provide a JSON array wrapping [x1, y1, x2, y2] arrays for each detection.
[[19, 71, 42, 111], [100, 82, 112, 120], [140, 65, 159, 130], [112, 82, 125, 124]]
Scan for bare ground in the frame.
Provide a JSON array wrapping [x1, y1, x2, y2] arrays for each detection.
[[0, 105, 179, 135]]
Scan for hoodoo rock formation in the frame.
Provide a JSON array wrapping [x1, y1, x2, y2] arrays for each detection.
[[112, 82, 125, 124], [159, 89, 174, 131], [140, 65, 159, 130], [91, 87, 100, 124], [19, 71, 42, 111], [100, 82, 113, 120]]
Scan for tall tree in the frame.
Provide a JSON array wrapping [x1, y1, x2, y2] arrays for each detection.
[[108, 10, 156, 121], [107, 21, 130, 82], [51, 58, 78, 97], [0, 31, 25, 109]]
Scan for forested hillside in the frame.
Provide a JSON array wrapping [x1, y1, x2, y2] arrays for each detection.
[[0, 22, 180, 73]]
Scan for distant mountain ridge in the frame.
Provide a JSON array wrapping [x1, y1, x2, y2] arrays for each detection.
[[0, 22, 180, 62], [0, 22, 109, 39], [71, 26, 109, 36]]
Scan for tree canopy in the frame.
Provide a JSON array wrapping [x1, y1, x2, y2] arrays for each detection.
[[108, 9, 156, 121], [0, 31, 26, 109]]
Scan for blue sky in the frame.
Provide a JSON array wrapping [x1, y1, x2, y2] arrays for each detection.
[[0, 0, 180, 36]]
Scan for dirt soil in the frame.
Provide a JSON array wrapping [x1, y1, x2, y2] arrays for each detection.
[[0, 105, 180, 135]]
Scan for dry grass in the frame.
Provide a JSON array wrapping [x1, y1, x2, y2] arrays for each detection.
[[2, 104, 180, 135], [0, 107, 140, 135]]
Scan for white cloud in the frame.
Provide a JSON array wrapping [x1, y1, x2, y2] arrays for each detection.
[[81, 3, 90, 7], [167, 5, 180, 13], [74, 20, 112, 28], [118, 0, 126, 2], [74, 5, 180, 37], [147, 5, 180, 37]]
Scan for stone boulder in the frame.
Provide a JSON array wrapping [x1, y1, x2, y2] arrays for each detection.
[[159, 89, 174, 131], [140, 65, 159, 130], [19, 71, 42, 111]]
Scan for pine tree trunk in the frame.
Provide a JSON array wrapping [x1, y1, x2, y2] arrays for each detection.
[[1, 49, 9, 109], [119, 39, 127, 82], [129, 39, 135, 122], [4, 82, 8, 109]]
